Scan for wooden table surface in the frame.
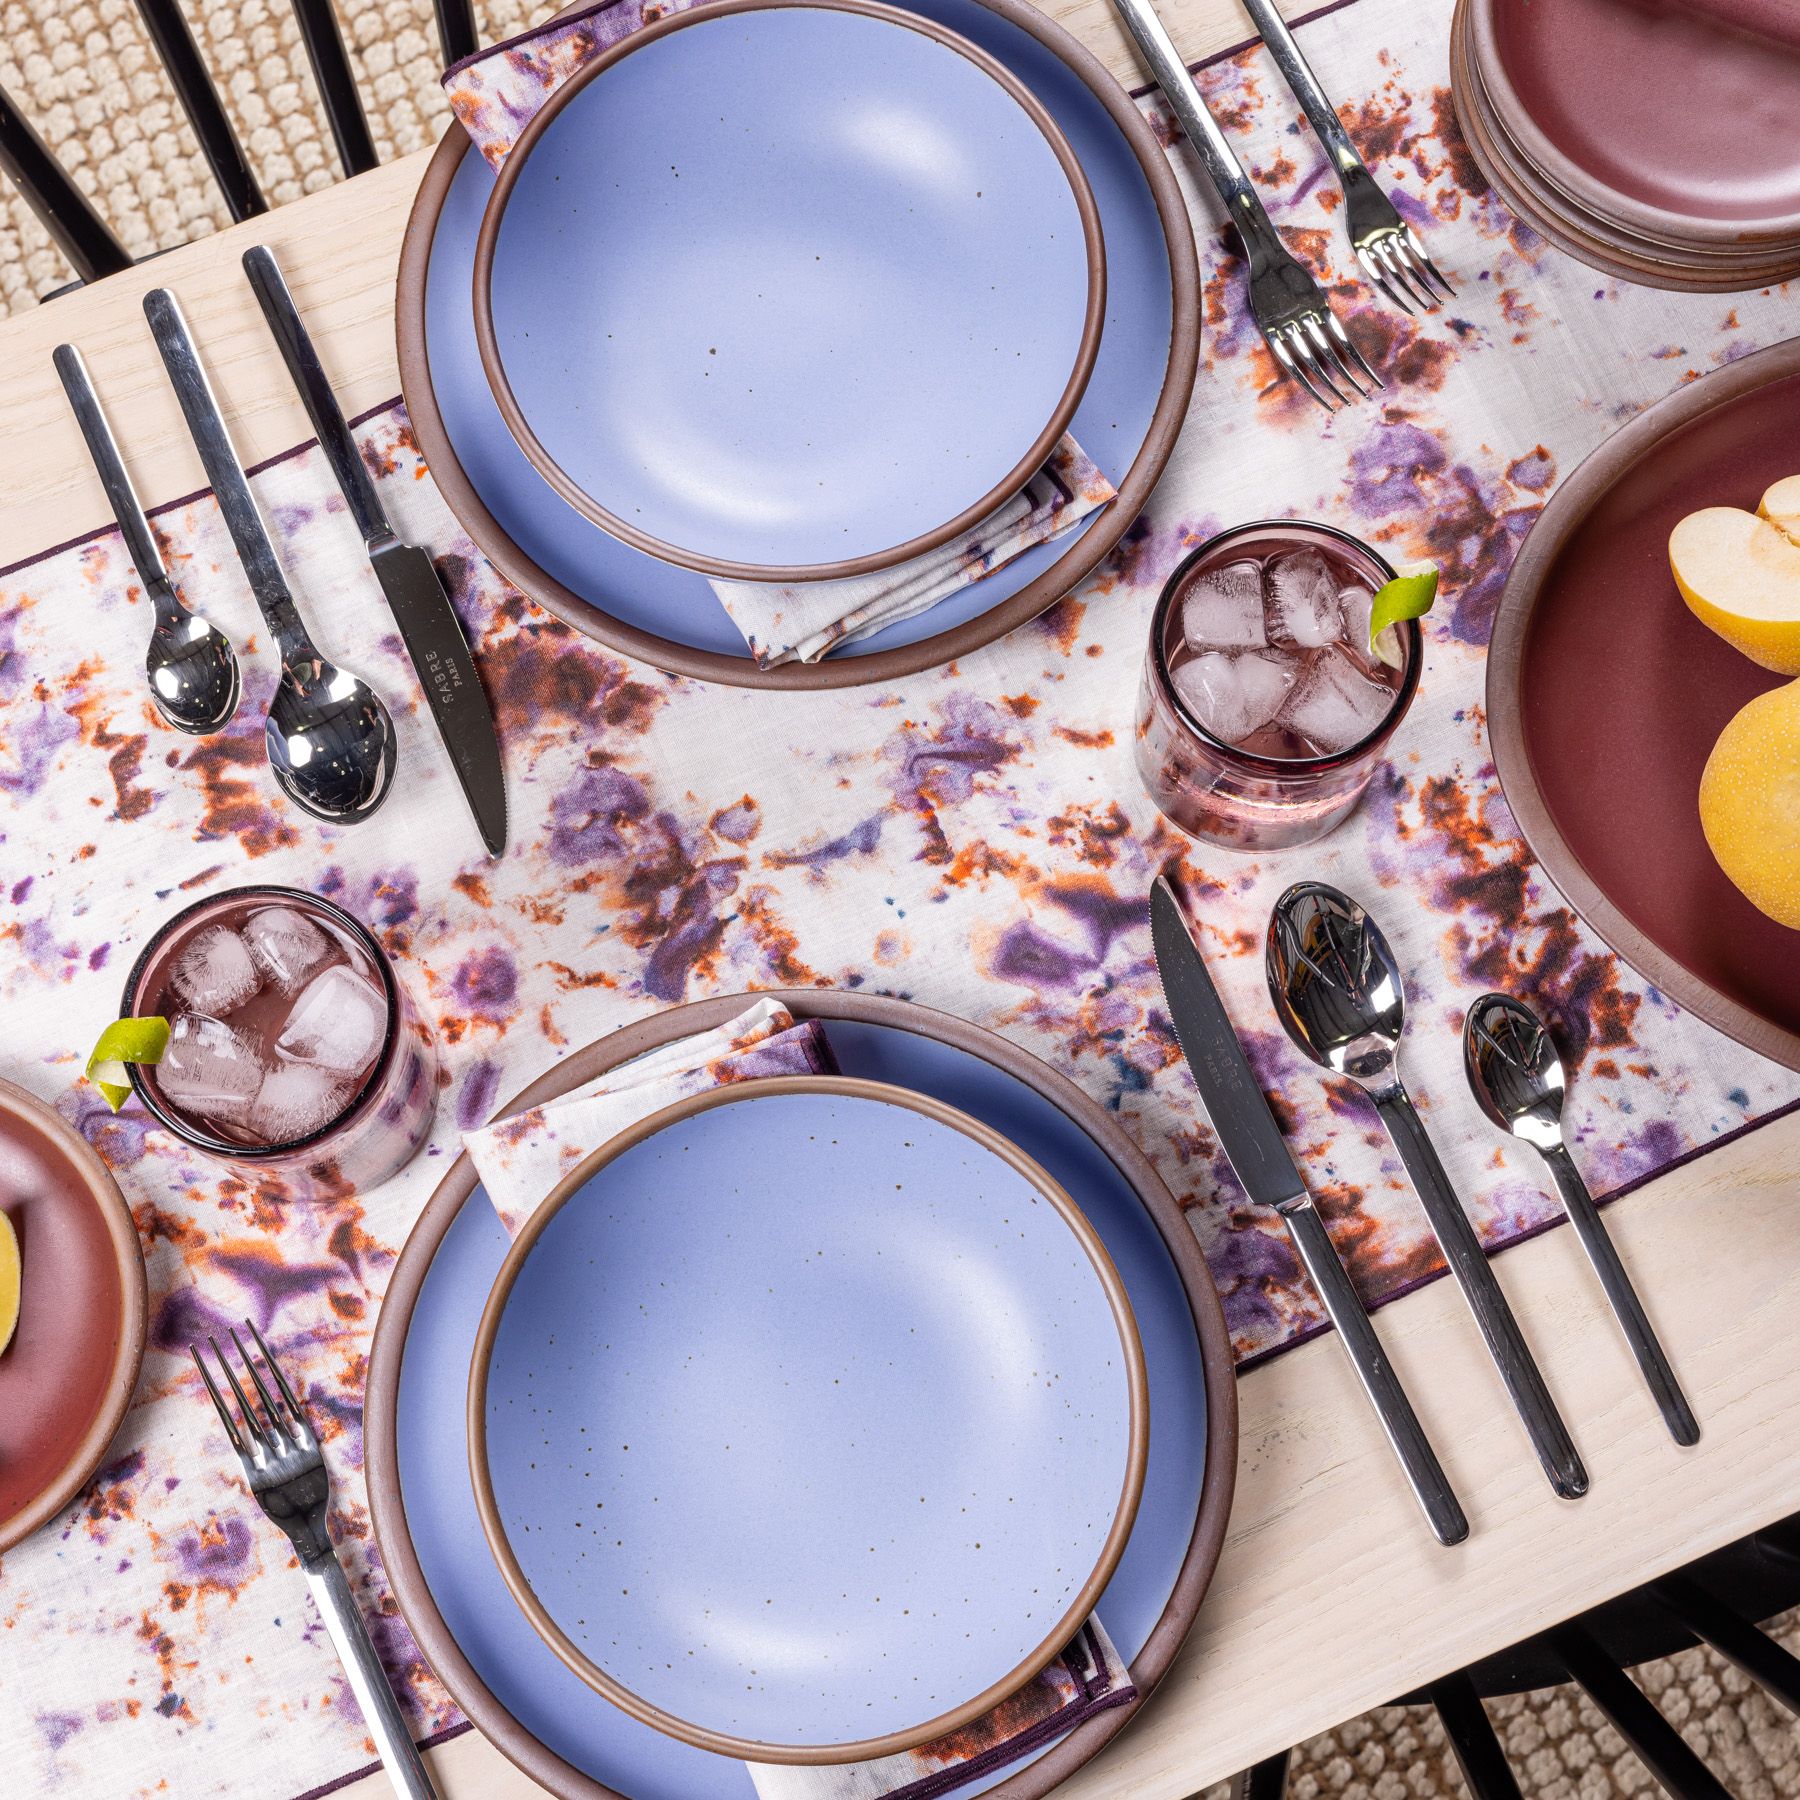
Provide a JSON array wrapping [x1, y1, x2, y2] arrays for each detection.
[[3, 1, 1798, 1798]]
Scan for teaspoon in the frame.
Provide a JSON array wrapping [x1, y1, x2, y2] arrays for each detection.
[[1464, 994, 1699, 1447], [54, 343, 241, 735], [144, 288, 396, 824], [1267, 881, 1589, 1500]]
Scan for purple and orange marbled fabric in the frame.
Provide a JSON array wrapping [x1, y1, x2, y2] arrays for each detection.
[[3, 0, 1800, 1793]]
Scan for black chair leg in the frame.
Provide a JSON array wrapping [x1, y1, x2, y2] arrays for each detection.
[[434, 0, 480, 69], [1552, 1624, 1732, 1800], [1652, 1573, 1800, 1718], [289, 0, 378, 176], [1755, 1518, 1800, 1573], [135, 0, 266, 222], [1429, 1671, 1524, 1800], [1226, 1748, 1290, 1800], [0, 83, 132, 284]]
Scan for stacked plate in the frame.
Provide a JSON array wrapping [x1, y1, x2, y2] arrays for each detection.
[[367, 992, 1237, 1800], [1451, 0, 1800, 292], [396, 0, 1198, 689]]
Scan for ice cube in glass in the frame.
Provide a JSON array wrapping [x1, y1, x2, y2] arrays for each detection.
[[276, 962, 388, 1076], [244, 905, 332, 993], [168, 924, 261, 1015], [1181, 560, 1267, 651], [1172, 651, 1299, 745], [1265, 549, 1344, 648], [156, 1013, 263, 1120]]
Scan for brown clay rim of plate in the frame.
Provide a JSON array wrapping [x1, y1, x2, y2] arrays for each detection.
[[1447, 6, 1800, 297], [465, 1072, 1151, 1766], [1457, 2, 1800, 270], [1487, 333, 1800, 1072], [1464, 0, 1800, 250], [1450, 1, 1800, 285], [395, 0, 1198, 690], [471, 0, 1108, 586], [365, 988, 1238, 1800], [0, 1075, 148, 1553]]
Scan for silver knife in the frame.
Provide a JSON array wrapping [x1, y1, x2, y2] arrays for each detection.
[[242, 245, 507, 859], [1150, 875, 1469, 1546]]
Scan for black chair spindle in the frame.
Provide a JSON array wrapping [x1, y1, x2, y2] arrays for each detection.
[[0, 84, 132, 284], [134, 0, 266, 222], [434, 0, 481, 69], [289, 0, 379, 177]]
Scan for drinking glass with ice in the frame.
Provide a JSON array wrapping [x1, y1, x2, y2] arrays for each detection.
[[1136, 522, 1421, 851], [122, 887, 438, 1197]]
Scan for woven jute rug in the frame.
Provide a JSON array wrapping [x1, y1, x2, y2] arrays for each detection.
[[3, 1, 1799, 1795]]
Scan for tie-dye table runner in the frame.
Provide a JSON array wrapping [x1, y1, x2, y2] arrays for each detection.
[[4, 0, 1799, 1793]]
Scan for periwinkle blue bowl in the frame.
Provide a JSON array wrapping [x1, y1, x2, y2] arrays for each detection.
[[467, 1077, 1146, 1762], [473, 0, 1104, 580]]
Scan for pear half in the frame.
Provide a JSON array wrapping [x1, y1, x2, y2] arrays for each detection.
[[1699, 677, 1800, 931], [0, 1208, 17, 1356], [1669, 483, 1800, 674]]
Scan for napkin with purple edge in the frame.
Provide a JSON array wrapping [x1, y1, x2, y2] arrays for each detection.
[[441, 1, 1116, 668], [460, 994, 1136, 1800]]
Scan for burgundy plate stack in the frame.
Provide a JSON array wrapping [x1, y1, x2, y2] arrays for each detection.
[[1451, 0, 1800, 291]]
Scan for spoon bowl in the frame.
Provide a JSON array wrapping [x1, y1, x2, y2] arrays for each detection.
[[1463, 994, 1567, 1152], [1265, 881, 1405, 1090], [266, 653, 397, 823], [146, 592, 241, 735]]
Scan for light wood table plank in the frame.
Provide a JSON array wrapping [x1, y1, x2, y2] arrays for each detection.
[[4, 2, 1796, 1797]]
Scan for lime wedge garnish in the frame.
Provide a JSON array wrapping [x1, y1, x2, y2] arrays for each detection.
[[1367, 567, 1439, 669], [85, 1016, 171, 1113]]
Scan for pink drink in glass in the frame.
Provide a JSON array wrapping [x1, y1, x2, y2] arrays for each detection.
[[1135, 520, 1421, 852], [123, 886, 437, 1198]]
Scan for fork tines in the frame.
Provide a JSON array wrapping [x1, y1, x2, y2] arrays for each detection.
[[1356, 226, 1455, 317], [1268, 309, 1383, 413], [191, 1320, 313, 1459]]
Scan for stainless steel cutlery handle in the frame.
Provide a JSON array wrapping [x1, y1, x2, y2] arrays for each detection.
[[54, 343, 170, 590], [1544, 1144, 1700, 1447], [1239, 0, 1367, 181], [304, 1553, 439, 1799], [242, 245, 392, 547], [1108, 0, 1285, 260], [144, 287, 308, 657], [1279, 1198, 1469, 1545], [1373, 1088, 1589, 1500]]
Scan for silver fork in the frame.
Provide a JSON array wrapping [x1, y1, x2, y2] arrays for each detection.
[[1111, 0, 1380, 411], [192, 1324, 438, 1799], [1240, 0, 1454, 314]]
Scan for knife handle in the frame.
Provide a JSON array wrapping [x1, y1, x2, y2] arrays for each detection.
[[1280, 1199, 1469, 1545], [242, 245, 391, 546], [144, 286, 308, 658], [54, 343, 170, 591], [1375, 1087, 1589, 1501]]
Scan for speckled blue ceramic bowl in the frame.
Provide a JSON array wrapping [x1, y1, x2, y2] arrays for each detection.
[[471, 0, 1105, 582], [468, 1075, 1147, 1763]]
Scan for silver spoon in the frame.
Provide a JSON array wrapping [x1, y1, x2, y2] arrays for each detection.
[[1267, 881, 1589, 1500], [54, 343, 241, 735], [1464, 995, 1699, 1447], [143, 288, 396, 824]]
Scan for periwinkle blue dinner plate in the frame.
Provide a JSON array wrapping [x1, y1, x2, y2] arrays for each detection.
[[396, 0, 1198, 687], [467, 1076, 1147, 1762], [474, 0, 1105, 582], [368, 995, 1236, 1800]]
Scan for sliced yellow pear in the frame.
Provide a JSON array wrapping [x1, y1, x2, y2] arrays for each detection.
[[0, 1208, 18, 1356], [1760, 474, 1800, 541], [1669, 505, 1800, 674], [1699, 677, 1800, 930]]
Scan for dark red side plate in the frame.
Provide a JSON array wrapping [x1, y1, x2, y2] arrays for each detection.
[[1490, 338, 1800, 1072], [0, 1077, 147, 1549]]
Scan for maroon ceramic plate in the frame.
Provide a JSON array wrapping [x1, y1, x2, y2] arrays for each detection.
[[0, 1076, 147, 1550], [1469, 0, 1800, 249], [1450, 2, 1800, 294], [1489, 337, 1800, 1072]]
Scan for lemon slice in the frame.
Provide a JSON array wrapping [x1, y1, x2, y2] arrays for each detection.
[[85, 1016, 171, 1113], [1670, 500, 1800, 674], [0, 1208, 19, 1357]]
